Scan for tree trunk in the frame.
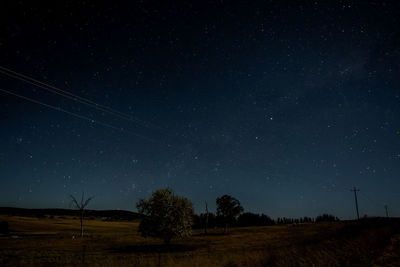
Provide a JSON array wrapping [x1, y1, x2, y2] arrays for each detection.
[[80, 211, 84, 237]]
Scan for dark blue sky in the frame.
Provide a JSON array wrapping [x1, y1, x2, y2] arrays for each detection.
[[1, 1, 399, 219]]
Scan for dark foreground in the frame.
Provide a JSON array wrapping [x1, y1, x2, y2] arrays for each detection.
[[1, 215, 399, 266]]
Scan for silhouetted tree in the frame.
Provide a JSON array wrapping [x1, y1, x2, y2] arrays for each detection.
[[237, 212, 275, 227], [193, 213, 217, 229], [216, 194, 243, 234], [136, 188, 194, 244], [315, 214, 339, 222], [276, 217, 296, 225], [70, 193, 93, 237]]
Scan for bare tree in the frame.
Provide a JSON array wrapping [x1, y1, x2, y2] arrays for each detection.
[[70, 193, 93, 237]]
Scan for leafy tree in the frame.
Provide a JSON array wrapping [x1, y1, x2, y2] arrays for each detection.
[[136, 188, 194, 244], [216, 194, 243, 233], [70, 193, 94, 237]]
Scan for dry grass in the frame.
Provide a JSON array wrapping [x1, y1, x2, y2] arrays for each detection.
[[0, 215, 399, 266]]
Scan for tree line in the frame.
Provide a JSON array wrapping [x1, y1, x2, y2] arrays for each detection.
[[193, 213, 339, 229], [134, 188, 339, 244], [0, 189, 339, 244], [63, 188, 339, 244]]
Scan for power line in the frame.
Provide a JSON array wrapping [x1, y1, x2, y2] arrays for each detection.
[[0, 66, 201, 145], [0, 67, 131, 121], [0, 66, 162, 131], [0, 88, 156, 143]]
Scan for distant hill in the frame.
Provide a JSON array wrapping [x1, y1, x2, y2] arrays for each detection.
[[0, 207, 142, 221]]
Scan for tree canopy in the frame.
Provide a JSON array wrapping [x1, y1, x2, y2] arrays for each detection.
[[216, 194, 243, 233], [136, 188, 194, 244]]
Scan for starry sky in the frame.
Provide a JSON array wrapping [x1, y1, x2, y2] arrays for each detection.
[[1, 1, 399, 219]]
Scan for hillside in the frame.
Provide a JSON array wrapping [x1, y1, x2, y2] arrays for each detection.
[[0, 207, 142, 221]]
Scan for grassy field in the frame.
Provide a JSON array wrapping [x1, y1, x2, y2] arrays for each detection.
[[1, 215, 399, 266]]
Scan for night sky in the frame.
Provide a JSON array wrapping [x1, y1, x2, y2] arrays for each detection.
[[1, 1, 399, 219]]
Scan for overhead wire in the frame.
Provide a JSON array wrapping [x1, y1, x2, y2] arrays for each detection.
[[0, 88, 157, 143], [0, 66, 204, 145], [0, 65, 162, 131]]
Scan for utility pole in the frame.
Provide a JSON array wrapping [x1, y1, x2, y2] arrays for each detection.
[[384, 204, 389, 218], [350, 187, 360, 220], [204, 201, 209, 235]]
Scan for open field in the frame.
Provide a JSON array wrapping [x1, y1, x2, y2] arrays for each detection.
[[1, 215, 400, 266]]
